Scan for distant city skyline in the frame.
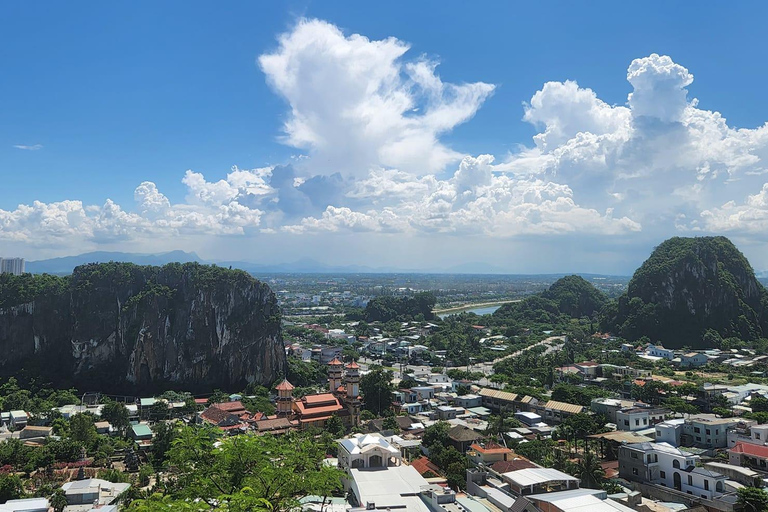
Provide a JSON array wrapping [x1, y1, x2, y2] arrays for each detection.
[[4, 3, 768, 274]]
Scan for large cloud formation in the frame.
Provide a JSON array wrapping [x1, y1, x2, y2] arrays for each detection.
[[4, 19, 768, 265]]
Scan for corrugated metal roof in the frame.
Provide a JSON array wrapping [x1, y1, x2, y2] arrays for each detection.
[[543, 400, 584, 414], [502, 467, 579, 487]]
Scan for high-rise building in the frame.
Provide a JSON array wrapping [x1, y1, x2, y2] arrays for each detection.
[[0, 258, 25, 276]]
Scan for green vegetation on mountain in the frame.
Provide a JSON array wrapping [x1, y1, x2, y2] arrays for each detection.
[[491, 275, 606, 332], [541, 275, 608, 318], [0, 262, 285, 392], [360, 292, 436, 322], [600, 236, 768, 347]]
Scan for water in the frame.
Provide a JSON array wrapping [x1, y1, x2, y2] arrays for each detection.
[[438, 304, 501, 319]]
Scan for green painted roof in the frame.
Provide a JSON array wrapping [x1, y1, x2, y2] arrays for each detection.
[[131, 424, 153, 437], [139, 398, 156, 407]]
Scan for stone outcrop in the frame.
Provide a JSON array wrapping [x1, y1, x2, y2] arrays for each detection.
[[0, 262, 285, 392]]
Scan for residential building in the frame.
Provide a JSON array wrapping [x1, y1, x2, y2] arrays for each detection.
[[61, 478, 131, 508], [618, 442, 726, 500], [500, 467, 580, 496], [646, 344, 675, 360], [729, 442, 768, 470], [535, 400, 584, 424], [615, 407, 667, 432], [479, 388, 536, 414], [727, 423, 768, 447], [467, 443, 514, 465], [526, 488, 636, 512], [0, 498, 50, 512], [447, 425, 483, 453], [600, 365, 652, 380], [679, 352, 708, 368], [655, 416, 745, 449], [456, 394, 482, 408], [0, 258, 25, 276], [515, 411, 543, 427]]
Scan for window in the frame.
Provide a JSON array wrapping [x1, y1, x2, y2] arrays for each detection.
[[632, 468, 638, 475], [631, 452, 638, 459], [704, 480, 709, 491], [757, 433, 762, 440], [706, 429, 711, 435], [624, 420, 630, 426], [694, 427, 701, 433], [696, 436, 702, 441], [643, 418, 648, 424], [688, 475, 693, 485], [660, 471, 666, 478], [673, 460, 680, 469], [635, 419, 640, 426]]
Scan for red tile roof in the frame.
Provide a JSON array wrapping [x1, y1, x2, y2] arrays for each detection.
[[491, 459, 537, 473], [214, 401, 249, 414], [346, 361, 360, 369], [470, 442, 513, 454], [304, 393, 338, 405], [276, 379, 295, 391], [328, 357, 343, 366], [731, 442, 768, 458], [411, 456, 441, 476]]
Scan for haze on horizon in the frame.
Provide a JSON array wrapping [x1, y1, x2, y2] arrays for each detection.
[[3, 3, 768, 275]]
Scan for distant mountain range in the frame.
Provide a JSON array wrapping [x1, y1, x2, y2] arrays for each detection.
[[26, 251, 627, 276]]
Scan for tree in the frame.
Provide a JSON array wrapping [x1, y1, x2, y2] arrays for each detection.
[[69, 413, 97, 448], [422, 422, 450, 449], [166, 427, 343, 511], [150, 422, 178, 471], [382, 416, 400, 433], [570, 450, 605, 489], [325, 415, 345, 438], [0, 473, 23, 503], [50, 489, 68, 512], [360, 367, 394, 415], [738, 487, 768, 512], [101, 400, 130, 433]]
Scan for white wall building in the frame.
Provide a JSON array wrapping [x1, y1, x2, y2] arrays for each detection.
[[619, 442, 726, 500], [0, 258, 25, 276]]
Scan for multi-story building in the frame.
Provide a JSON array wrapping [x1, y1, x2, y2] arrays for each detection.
[[656, 416, 747, 449], [727, 423, 768, 448], [0, 258, 25, 275], [618, 442, 726, 500]]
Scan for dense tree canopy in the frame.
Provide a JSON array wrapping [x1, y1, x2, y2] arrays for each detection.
[[362, 292, 436, 322]]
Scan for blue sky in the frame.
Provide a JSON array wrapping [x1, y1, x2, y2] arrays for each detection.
[[4, 2, 768, 273]]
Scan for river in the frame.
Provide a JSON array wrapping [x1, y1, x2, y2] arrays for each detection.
[[437, 304, 501, 319]]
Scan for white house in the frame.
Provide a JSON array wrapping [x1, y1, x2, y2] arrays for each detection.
[[646, 344, 675, 360], [619, 442, 726, 500], [338, 434, 402, 470], [679, 352, 708, 368]]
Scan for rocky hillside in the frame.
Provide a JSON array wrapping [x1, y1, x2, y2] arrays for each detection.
[[541, 275, 607, 318], [494, 275, 606, 325], [601, 236, 768, 347], [0, 262, 285, 392]]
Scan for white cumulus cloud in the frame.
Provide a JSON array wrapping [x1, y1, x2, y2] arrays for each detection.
[[258, 18, 495, 176]]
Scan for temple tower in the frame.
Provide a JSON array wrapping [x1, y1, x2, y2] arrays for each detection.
[[275, 379, 295, 416], [328, 357, 344, 393]]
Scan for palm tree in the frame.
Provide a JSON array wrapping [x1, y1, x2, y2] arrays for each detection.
[[571, 450, 605, 489], [50, 489, 67, 512]]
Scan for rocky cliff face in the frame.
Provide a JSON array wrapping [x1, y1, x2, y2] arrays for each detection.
[[601, 236, 768, 347], [0, 262, 285, 392]]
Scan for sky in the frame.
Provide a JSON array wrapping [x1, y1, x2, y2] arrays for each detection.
[[4, 2, 768, 274]]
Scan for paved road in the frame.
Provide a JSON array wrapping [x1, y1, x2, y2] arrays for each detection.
[[359, 335, 565, 379], [445, 335, 566, 375]]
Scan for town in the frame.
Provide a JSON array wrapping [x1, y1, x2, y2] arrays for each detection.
[[1, 286, 768, 512]]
